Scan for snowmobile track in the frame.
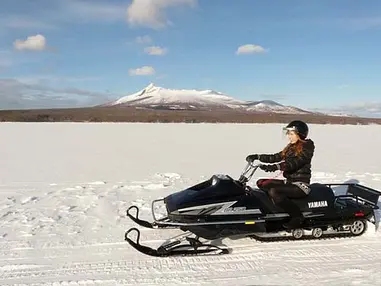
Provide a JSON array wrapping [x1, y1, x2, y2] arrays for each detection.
[[249, 230, 359, 242]]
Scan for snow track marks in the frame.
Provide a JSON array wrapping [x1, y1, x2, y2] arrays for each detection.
[[1, 171, 380, 285], [1, 236, 381, 285]]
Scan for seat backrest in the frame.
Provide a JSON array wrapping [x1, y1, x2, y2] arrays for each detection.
[[308, 183, 335, 206]]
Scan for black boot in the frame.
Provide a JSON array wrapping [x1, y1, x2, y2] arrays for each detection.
[[274, 199, 304, 229], [283, 216, 304, 229]]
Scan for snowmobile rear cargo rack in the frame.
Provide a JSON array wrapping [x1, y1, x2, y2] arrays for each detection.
[[326, 183, 381, 208]]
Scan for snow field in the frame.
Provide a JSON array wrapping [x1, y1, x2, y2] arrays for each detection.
[[0, 122, 380, 285]]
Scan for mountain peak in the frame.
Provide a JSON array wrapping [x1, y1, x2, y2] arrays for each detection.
[[103, 84, 312, 115], [143, 82, 161, 91], [143, 83, 224, 96], [140, 82, 160, 94], [259, 100, 282, 106]]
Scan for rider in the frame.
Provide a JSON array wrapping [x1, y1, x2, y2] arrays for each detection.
[[246, 120, 315, 229]]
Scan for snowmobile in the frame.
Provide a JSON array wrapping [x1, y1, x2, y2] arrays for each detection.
[[124, 162, 381, 257]]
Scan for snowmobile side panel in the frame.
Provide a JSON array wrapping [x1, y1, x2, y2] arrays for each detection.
[[181, 222, 268, 240], [165, 174, 246, 214], [126, 204, 266, 230]]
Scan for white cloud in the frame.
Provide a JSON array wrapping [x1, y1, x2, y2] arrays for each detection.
[[0, 51, 13, 69], [1, 15, 56, 30], [126, 0, 196, 29], [0, 49, 45, 70], [15, 75, 102, 86], [0, 78, 113, 109], [236, 44, 267, 55], [2, 0, 127, 35], [342, 17, 381, 30], [337, 84, 350, 89], [2, 0, 195, 34], [129, 66, 156, 76], [61, 0, 126, 22], [13, 34, 47, 51], [314, 101, 381, 118], [144, 46, 167, 55], [342, 102, 381, 115], [136, 35, 152, 44]]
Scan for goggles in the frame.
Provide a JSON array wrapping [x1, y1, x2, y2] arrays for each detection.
[[282, 126, 298, 136]]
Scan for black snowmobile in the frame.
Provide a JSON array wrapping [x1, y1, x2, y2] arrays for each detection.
[[124, 162, 381, 257]]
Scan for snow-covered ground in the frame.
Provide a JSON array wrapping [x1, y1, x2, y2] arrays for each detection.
[[0, 122, 380, 286]]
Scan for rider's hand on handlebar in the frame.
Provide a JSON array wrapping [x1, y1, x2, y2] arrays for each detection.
[[260, 164, 280, 172], [246, 154, 259, 163]]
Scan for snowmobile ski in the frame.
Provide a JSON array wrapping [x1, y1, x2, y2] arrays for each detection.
[[126, 205, 172, 229], [125, 228, 229, 257]]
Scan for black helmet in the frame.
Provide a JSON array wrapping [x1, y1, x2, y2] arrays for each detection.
[[283, 120, 309, 140]]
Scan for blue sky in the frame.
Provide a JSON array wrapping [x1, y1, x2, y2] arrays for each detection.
[[1, 0, 381, 117]]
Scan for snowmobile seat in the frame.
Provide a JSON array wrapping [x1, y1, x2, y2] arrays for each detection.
[[291, 183, 336, 211], [249, 183, 336, 213]]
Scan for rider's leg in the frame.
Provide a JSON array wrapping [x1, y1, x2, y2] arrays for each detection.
[[268, 183, 307, 228]]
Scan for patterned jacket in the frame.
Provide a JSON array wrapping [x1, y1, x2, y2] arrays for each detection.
[[259, 139, 315, 184]]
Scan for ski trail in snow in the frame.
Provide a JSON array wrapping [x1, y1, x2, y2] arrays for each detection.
[[0, 236, 380, 285], [0, 170, 380, 285]]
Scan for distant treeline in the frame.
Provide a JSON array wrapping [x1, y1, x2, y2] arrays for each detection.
[[0, 107, 380, 125]]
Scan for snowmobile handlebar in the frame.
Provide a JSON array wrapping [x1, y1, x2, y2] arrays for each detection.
[[238, 162, 263, 184]]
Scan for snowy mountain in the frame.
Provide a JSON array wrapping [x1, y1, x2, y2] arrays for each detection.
[[245, 100, 310, 114], [325, 112, 356, 117], [310, 108, 358, 117], [102, 83, 312, 114]]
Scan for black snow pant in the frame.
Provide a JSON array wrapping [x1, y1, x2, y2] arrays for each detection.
[[256, 179, 307, 219]]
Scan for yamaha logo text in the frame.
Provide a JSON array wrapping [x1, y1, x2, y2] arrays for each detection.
[[308, 201, 328, 208]]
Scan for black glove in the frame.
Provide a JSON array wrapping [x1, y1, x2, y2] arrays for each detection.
[[260, 164, 279, 172], [246, 154, 259, 163]]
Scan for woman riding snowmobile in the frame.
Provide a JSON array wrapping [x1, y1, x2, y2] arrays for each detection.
[[246, 120, 315, 229]]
